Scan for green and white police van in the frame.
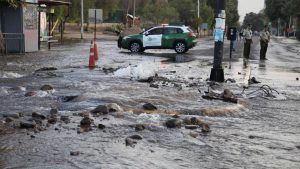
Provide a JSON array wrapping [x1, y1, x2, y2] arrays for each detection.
[[119, 25, 197, 54]]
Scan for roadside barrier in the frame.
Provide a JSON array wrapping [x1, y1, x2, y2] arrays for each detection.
[[94, 40, 99, 60], [89, 40, 96, 68]]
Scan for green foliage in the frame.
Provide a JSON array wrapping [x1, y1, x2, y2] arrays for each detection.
[[105, 23, 125, 33], [141, 1, 179, 25], [226, 0, 239, 26], [242, 12, 265, 31]]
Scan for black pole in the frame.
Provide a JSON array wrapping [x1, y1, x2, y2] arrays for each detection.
[[38, 6, 40, 50], [210, 0, 225, 82], [48, 13, 51, 50], [229, 40, 233, 59], [94, 9, 96, 40]]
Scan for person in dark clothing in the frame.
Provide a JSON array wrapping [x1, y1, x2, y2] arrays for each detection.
[[260, 25, 271, 60], [243, 24, 253, 59]]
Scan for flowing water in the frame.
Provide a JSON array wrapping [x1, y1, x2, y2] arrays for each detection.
[[0, 37, 299, 169]]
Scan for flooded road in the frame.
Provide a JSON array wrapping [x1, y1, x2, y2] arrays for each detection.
[[0, 37, 300, 169]]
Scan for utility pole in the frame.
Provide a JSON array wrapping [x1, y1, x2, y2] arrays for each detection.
[[81, 0, 83, 39], [209, 0, 225, 82], [198, 0, 200, 18]]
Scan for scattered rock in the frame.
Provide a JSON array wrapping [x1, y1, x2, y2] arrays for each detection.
[[20, 121, 36, 129], [77, 127, 92, 134], [296, 145, 300, 149], [80, 117, 93, 127], [25, 91, 37, 97], [248, 77, 261, 84], [128, 134, 143, 140], [189, 132, 199, 138], [107, 103, 123, 112], [201, 124, 211, 133], [222, 89, 238, 103], [125, 138, 137, 147], [50, 108, 58, 115], [165, 119, 181, 128], [185, 125, 198, 130], [48, 116, 57, 124], [30, 135, 35, 138], [62, 95, 78, 102], [32, 112, 46, 120], [78, 112, 90, 117], [135, 124, 146, 131], [149, 83, 159, 88], [296, 77, 299, 81], [3, 113, 19, 119], [172, 114, 180, 118], [98, 124, 106, 129], [190, 117, 203, 126], [36, 67, 57, 71], [143, 103, 157, 110], [60, 116, 70, 124], [91, 105, 109, 114], [248, 135, 255, 139], [238, 72, 241, 75], [225, 78, 236, 83], [5, 117, 14, 123], [40, 85, 54, 91], [70, 151, 80, 156]]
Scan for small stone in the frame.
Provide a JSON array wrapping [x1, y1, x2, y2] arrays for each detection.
[[238, 72, 241, 75], [5, 117, 14, 123], [143, 103, 157, 110], [70, 151, 80, 156], [80, 117, 93, 127], [60, 116, 70, 124], [50, 108, 58, 115], [190, 117, 203, 126], [296, 145, 300, 149], [91, 105, 109, 114], [223, 89, 234, 99], [128, 135, 143, 140], [185, 125, 198, 130], [30, 135, 35, 138], [48, 116, 57, 124], [201, 124, 211, 133], [40, 85, 54, 91], [125, 138, 137, 147], [172, 114, 180, 118], [149, 83, 159, 88], [20, 121, 36, 129], [98, 124, 106, 129], [135, 124, 146, 131], [25, 91, 37, 97], [189, 132, 199, 138], [32, 112, 46, 120], [107, 103, 123, 112], [54, 127, 59, 131], [165, 119, 181, 128], [78, 112, 90, 117], [249, 135, 255, 139], [296, 77, 299, 81], [3, 113, 19, 119]]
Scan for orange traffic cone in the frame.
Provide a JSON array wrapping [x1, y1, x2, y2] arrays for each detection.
[[94, 40, 99, 60], [89, 40, 96, 68]]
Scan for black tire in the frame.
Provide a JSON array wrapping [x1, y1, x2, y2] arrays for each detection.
[[130, 41, 142, 53], [174, 41, 187, 54]]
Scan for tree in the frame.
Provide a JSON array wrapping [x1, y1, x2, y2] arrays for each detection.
[[226, 0, 239, 26], [242, 12, 265, 31], [141, 1, 179, 25]]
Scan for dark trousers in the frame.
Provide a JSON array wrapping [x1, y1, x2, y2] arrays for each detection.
[[260, 40, 268, 59], [243, 39, 252, 58]]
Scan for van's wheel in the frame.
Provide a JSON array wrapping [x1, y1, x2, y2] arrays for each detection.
[[174, 41, 187, 54], [130, 42, 142, 53]]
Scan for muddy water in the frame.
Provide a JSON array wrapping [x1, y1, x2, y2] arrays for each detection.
[[0, 38, 300, 168]]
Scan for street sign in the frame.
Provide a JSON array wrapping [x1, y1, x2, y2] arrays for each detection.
[[292, 25, 297, 32], [88, 9, 103, 24]]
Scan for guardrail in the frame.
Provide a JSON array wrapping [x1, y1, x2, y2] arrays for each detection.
[[0, 33, 25, 54]]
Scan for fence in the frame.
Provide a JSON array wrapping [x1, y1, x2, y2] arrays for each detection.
[[0, 33, 25, 54]]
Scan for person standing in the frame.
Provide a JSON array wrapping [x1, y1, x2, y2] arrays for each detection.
[[260, 25, 271, 60], [243, 24, 253, 58]]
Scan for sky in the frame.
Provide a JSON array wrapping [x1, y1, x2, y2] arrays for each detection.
[[238, 0, 265, 23]]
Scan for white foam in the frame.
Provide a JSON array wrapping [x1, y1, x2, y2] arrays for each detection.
[[1, 72, 24, 78], [114, 61, 157, 79], [0, 87, 9, 96], [137, 113, 161, 124]]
